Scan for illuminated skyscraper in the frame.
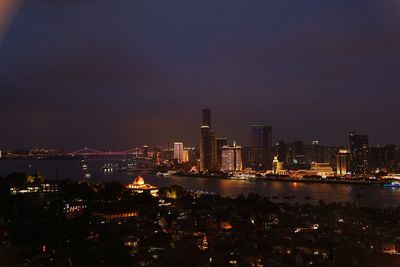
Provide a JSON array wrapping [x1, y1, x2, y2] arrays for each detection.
[[336, 149, 350, 176], [200, 109, 217, 172], [216, 138, 228, 170], [250, 125, 272, 170], [200, 126, 217, 171], [184, 147, 198, 166], [173, 142, 184, 163], [182, 149, 190, 163], [272, 156, 284, 174], [276, 141, 286, 165], [221, 143, 243, 172], [349, 131, 369, 177]]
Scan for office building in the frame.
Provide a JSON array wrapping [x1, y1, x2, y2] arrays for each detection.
[[182, 149, 189, 163], [336, 149, 350, 176], [173, 142, 184, 163], [286, 141, 306, 169], [310, 141, 326, 163], [221, 143, 243, 172], [250, 125, 272, 170], [200, 126, 217, 171], [369, 145, 398, 172], [200, 109, 217, 172], [216, 138, 228, 170], [185, 147, 198, 166], [273, 141, 287, 170], [349, 131, 369, 177], [383, 145, 399, 172], [276, 141, 286, 163], [272, 156, 284, 174]]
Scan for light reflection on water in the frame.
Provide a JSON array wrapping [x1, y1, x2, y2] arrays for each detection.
[[1, 159, 400, 208]]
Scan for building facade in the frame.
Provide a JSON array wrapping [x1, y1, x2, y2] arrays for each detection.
[[336, 149, 351, 176], [200, 109, 217, 172], [173, 142, 184, 163], [221, 143, 243, 172], [216, 138, 228, 170], [349, 132, 369, 177], [250, 125, 272, 170]]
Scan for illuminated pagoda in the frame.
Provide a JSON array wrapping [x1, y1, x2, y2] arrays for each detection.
[[127, 175, 158, 197]]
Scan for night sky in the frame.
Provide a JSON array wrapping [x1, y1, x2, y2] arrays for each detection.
[[1, 0, 400, 150]]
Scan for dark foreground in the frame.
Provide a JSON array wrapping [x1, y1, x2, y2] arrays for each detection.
[[1, 172, 400, 267]]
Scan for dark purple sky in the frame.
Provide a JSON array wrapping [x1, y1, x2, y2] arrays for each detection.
[[1, 0, 400, 150]]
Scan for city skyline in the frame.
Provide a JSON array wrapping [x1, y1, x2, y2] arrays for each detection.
[[1, 1, 400, 149], [2, 2, 400, 265], [0, 111, 397, 151]]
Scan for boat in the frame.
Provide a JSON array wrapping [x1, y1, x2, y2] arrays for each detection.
[[102, 163, 119, 172], [230, 173, 255, 180], [230, 174, 249, 180], [383, 181, 400, 188], [157, 170, 176, 177]]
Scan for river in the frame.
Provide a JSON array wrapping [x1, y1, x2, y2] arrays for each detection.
[[1, 159, 399, 208]]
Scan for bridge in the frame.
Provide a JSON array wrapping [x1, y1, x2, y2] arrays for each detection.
[[68, 147, 143, 158]]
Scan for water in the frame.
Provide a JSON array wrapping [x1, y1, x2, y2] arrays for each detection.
[[1, 159, 400, 208]]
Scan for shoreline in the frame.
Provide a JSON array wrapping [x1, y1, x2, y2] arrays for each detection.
[[173, 172, 384, 185]]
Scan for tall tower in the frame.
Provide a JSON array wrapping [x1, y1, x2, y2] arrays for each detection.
[[202, 109, 211, 127], [337, 149, 350, 176], [216, 138, 228, 170], [200, 109, 217, 172], [349, 131, 369, 177], [277, 141, 286, 164], [250, 125, 272, 170], [173, 142, 184, 164]]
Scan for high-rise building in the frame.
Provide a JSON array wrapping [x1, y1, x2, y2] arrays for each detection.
[[182, 149, 190, 163], [383, 145, 399, 172], [369, 146, 385, 172], [369, 145, 398, 172], [250, 125, 272, 170], [241, 146, 252, 169], [216, 138, 228, 170], [324, 146, 339, 170], [273, 141, 286, 171], [337, 149, 350, 176], [185, 147, 199, 166], [286, 141, 306, 170], [310, 141, 325, 163], [221, 143, 243, 172], [173, 142, 184, 163], [272, 156, 284, 174], [349, 131, 369, 177], [200, 109, 217, 172], [276, 141, 286, 167], [200, 126, 217, 171]]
